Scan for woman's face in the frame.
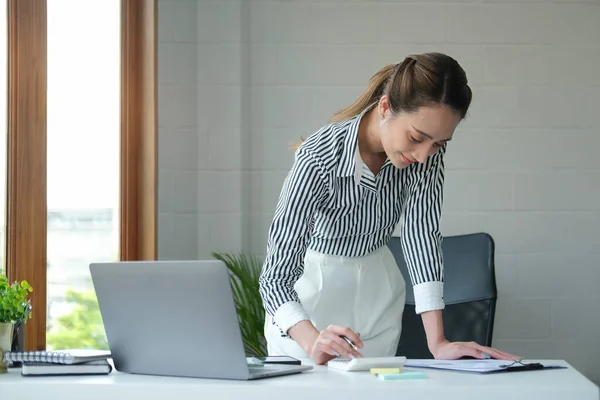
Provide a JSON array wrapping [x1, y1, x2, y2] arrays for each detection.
[[378, 97, 461, 169]]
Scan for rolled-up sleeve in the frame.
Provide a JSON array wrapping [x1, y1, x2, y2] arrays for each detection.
[[258, 147, 329, 334], [401, 147, 446, 314]]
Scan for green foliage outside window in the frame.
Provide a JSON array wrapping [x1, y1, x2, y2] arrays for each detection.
[[47, 288, 109, 351]]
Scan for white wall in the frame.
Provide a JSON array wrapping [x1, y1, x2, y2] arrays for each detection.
[[157, 0, 600, 384], [157, 1, 247, 259]]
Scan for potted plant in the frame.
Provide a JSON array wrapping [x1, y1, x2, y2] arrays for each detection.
[[212, 251, 267, 357], [0, 276, 33, 373]]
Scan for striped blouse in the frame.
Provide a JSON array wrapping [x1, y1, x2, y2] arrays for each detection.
[[259, 107, 446, 335]]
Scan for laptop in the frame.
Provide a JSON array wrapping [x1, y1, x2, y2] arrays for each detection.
[[89, 259, 313, 380]]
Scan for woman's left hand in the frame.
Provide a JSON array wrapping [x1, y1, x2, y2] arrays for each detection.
[[431, 339, 521, 361]]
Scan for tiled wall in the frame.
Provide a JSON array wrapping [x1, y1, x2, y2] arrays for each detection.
[[157, 0, 600, 383], [157, 0, 246, 259]]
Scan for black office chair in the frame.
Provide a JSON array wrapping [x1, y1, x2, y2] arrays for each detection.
[[387, 232, 497, 359]]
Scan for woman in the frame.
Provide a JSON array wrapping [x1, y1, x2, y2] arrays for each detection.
[[258, 52, 518, 365]]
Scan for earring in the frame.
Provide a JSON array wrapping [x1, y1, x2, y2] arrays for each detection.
[[380, 114, 384, 120]]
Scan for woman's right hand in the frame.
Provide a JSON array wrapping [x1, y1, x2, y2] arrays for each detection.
[[308, 324, 364, 365]]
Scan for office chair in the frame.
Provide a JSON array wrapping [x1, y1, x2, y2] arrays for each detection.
[[387, 232, 498, 359]]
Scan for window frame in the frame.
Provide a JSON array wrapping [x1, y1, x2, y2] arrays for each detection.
[[5, 0, 157, 350]]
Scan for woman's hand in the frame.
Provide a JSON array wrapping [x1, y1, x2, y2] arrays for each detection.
[[430, 339, 521, 361], [308, 325, 364, 365], [421, 310, 521, 361]]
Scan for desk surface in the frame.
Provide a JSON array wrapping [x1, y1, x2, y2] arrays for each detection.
[[1, 359, 598, 400]]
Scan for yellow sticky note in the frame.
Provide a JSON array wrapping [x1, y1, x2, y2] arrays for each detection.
[[370, 367, 402, 375]]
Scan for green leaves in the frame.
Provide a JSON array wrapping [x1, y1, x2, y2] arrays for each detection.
[[0, 276, 33, 324], [212, 251, 268, 357], [46, 288, 109, 351]]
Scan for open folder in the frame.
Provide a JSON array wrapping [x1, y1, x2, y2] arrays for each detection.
[[405, 359, 566, 374]]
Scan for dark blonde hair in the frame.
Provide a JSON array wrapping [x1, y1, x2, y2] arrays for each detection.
[[291, 52, 472, 150]]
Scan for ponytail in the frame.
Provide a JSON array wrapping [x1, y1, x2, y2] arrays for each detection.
[[328, 64, 397, 123], [289, 64, 396, 151]]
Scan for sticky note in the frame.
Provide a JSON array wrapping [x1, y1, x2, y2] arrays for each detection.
[[377, 371, 428, 380], [370, 367, 402, 375]]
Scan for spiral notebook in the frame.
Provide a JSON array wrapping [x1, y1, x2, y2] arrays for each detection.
[[3, 349, 111, 365]]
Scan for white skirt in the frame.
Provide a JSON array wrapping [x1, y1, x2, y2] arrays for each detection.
[[265, 245, 406, 358]]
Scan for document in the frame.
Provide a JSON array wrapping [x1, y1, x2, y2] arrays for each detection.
[[405, 359, 566, 374]]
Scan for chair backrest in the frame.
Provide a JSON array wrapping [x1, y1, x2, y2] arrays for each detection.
[[387, 232, 498, 359]]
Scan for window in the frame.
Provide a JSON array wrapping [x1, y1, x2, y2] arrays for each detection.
[[6, 0, 156, 351], [44, 0, 120, 351]]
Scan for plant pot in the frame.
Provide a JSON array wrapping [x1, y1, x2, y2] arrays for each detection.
[[0, 322, 14, 373], [11, 321, 25, 352]]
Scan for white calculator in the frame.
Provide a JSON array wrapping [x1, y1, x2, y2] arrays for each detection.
[[327, 356, 407, 372]]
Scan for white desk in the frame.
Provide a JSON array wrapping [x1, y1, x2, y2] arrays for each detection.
[[1, 360, 598, 400]]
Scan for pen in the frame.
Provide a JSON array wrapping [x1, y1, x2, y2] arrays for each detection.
[[341, 335, 358, 352]]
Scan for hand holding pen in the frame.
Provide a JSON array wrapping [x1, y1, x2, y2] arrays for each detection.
[[309, 324, 364, 362]]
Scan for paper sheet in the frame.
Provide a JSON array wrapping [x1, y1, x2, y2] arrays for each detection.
[[405, 359, 564, 373], [406, 359, 511, 372]]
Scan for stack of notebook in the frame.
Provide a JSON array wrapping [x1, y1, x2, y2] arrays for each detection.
[[3, 349, 112, 376]]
